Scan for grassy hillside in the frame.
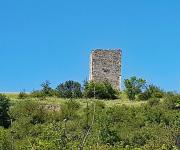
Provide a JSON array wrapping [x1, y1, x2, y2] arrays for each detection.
[[0, 93, 180, 150], [5, 93, 147, 107]]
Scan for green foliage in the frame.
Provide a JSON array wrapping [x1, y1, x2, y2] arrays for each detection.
[[0, 94, 11, 128], [41, 80, 56, 97], [138, 84, 164, 100], [30, 90, 45, 98], [30, 81, 57, 98], [1, 93, 180, 149], [18, 90, 28, 99], [124, 76, 146, 100], [94, 100, 106, 109], [10, 100, 47, 125], [148, 84, 164, 98], [61, 100, 80, 120], [84, 80, 117, 99], [124, 77, 165, 101], [129, 130, 151, 146], [0, 128, 14, 150], [147, 98, 160, 107], [100, 128, 120, 145], [56, 80, 82, 98], [163, 93, 180, 109], [1, 76, 179, 149]]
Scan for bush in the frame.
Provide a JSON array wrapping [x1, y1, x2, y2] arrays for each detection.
[[138, 92, 150, 101], [10, 100, 47, 125], [0, 128, 14, 150], [129, 131, 151, 146], [163, 93, 180, 109], [94, 100, 106, 109], [30, 81, 57, 98], [56, 80, 82, 98], [83, 81, 117, 99], [100, 128, 120, 145], [30, 90, 45, 98], [138, 85, 164, 100], [147, 98, 160, 107], [124, 76, 146, 100], [18, 90, 28, 99], [61, 100, 80, 120], [41, 80, 56, 97], [0, 94, 11, 128]]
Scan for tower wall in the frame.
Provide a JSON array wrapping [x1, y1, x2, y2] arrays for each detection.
[[90, 49, 122, 90]]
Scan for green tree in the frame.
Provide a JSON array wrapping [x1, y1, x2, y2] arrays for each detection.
[[124, 76, 146, 100], [0, 94, 11, 128], [84, 81, 117, 99], [56, 80, 82, 98], [138, 84, 164, 100], [30, 80, 56, 98], [41, 80, 55, 97]]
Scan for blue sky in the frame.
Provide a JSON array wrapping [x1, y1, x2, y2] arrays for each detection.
[[0, 0, 179, 92]]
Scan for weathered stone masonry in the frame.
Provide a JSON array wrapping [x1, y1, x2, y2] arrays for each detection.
[[89, 49, 122, 90]]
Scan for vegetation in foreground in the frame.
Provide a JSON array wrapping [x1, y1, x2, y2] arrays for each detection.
[[0, 77, 180, 150]]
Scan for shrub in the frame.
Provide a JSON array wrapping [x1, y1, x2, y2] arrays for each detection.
[[41, 80, 56, 97], [0, 94, 11, 128], [94, 100, 106, 109], [138, 85, 164, 100], [84, 81, 117, 99], [56, 80, 82, 98], [138, 92, 151, 101], [61, 100, 80, 120], [30, 90, 45, 98], [100, 128, 120, 145], [9, 100, 47, 125], [18, 90, 28, 99], [129, 131, 151, 146], [163, 93, 180, 109], [0, 128, 14, 150], [30, 81, 57, 98], [147, 98, 160, 107], [124, 76, 146, 100]]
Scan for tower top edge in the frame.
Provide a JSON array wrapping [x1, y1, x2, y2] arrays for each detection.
[[91, 48, 122, 53]]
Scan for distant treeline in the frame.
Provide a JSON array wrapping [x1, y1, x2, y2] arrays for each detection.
[[18, 76, 165, 101]]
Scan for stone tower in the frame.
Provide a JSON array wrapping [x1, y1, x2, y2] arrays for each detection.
[[89, 49, 122, 90]]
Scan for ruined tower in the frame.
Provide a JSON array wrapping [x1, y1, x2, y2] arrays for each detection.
[[89, 49, 122, 90]]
